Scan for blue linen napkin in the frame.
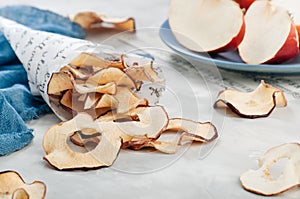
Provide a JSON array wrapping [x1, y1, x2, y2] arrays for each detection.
[[0, 5, 86, 156]]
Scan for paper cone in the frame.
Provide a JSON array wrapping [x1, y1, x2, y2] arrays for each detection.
[[0, 17, 164, 121], [0, 16, 97, 96]]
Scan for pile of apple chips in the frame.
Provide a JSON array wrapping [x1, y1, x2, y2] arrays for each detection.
[[43, 52, 219, 170], [47, 52, 163, 120]]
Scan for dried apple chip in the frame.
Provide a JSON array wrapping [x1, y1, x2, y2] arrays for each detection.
[[116, 106, 169, 139], [166, 118, 218, 142], [72, 106, 169, 146], [70, 52, 111, 68], [125, 61, 164, 84], [43, 113, 122, 170], [72, 12, 103, 29], [214, 81, 287, 118], [240, 143, 300, 196], [114, 86, 148, 114], [99, 15, 135, 32], [47, 72, 73, 95], [95, 94, 118, 109], [86, 67, 136, 89], [74, 82, 116, 95], [60, 65, 89, 79], [0, 171, 46, 199], [72, 12, 135, 32], [84, 93, 102, 110], [70, 128, 101, 147], [123, 118, 218, 153]]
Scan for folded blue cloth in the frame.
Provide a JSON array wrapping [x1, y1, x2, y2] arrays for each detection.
[[0, 5, 86, 156]]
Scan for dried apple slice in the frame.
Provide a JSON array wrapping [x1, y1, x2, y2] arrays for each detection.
[[72, 12, 103, 29], [95, 94, 118, 109], [166, 118, 218, 142], [123, 118, 218, 153], [84, 93, 102, 110], [114, 86, 148, 114], [240, 143, 300, 196], [72, 12, 135, 32], [43, 113, 122, 170], [60, 90, 83, 113], [60, 65, 89, 79], [12, 188, 30, 199], [116, 106, 169, 138], [73, 106, 169, 146], [0, 171, 46, 199], [74, 82, 116, 95], [99, 15, 135, 32], [214, 81, 287, 118], [70, 53, 111, 68], [125, 61, 164, 84], [86, 67, 136, 89], [47, 72, 73, 95], [70, 128, 101, 147]]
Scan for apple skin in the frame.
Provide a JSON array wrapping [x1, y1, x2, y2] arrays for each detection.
[[297, 26, 300, 47], [235, 0, 255, 9], [211, 18, 246, 53], [265, 23, 299, 64]]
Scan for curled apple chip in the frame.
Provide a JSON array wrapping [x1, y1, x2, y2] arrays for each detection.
[[72, 12, 135, 32], [0, 171, 46, 199], [123, 118, 218, 153], [86, 67, 136, 89], [69, 52, 111, 69], [124, 61, 164, 84], [214, 81, 287, 118], [114, 86, 148, 114], [43, 113, 122, 170], [240, 143, 300, 196], [47, 72, 73, 95], [74, 82, 116, 95]]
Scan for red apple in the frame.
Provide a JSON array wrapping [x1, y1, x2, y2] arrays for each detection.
[[238, 1, 299, 64], [235, 0, 256, 10], [272, 0, 300, 43], [169, 0, 245, 53]]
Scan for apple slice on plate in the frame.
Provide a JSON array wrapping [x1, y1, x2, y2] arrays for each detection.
[[169, 0, 245, 53], [234, 0, 256, 10], [238, 0, 299, 64], [272, 0, 300, 41]]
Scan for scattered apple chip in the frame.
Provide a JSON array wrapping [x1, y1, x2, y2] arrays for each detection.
[[240, 143, 300, 196], [47, 72, 73, 95], [214, 80, 287, 118], [43, 113, 122, 170], [99, 15, 135, 32], [123, 118, 218, 153], [72, 12, 135, 32], [0, 171, 46, 199], [72, 12, 103, 29]]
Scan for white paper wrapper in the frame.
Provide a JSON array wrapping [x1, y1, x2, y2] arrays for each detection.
[[0, 17, 164, 120]]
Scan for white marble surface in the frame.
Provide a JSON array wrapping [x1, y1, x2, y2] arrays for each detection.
[[1, 1, 300, 199]]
